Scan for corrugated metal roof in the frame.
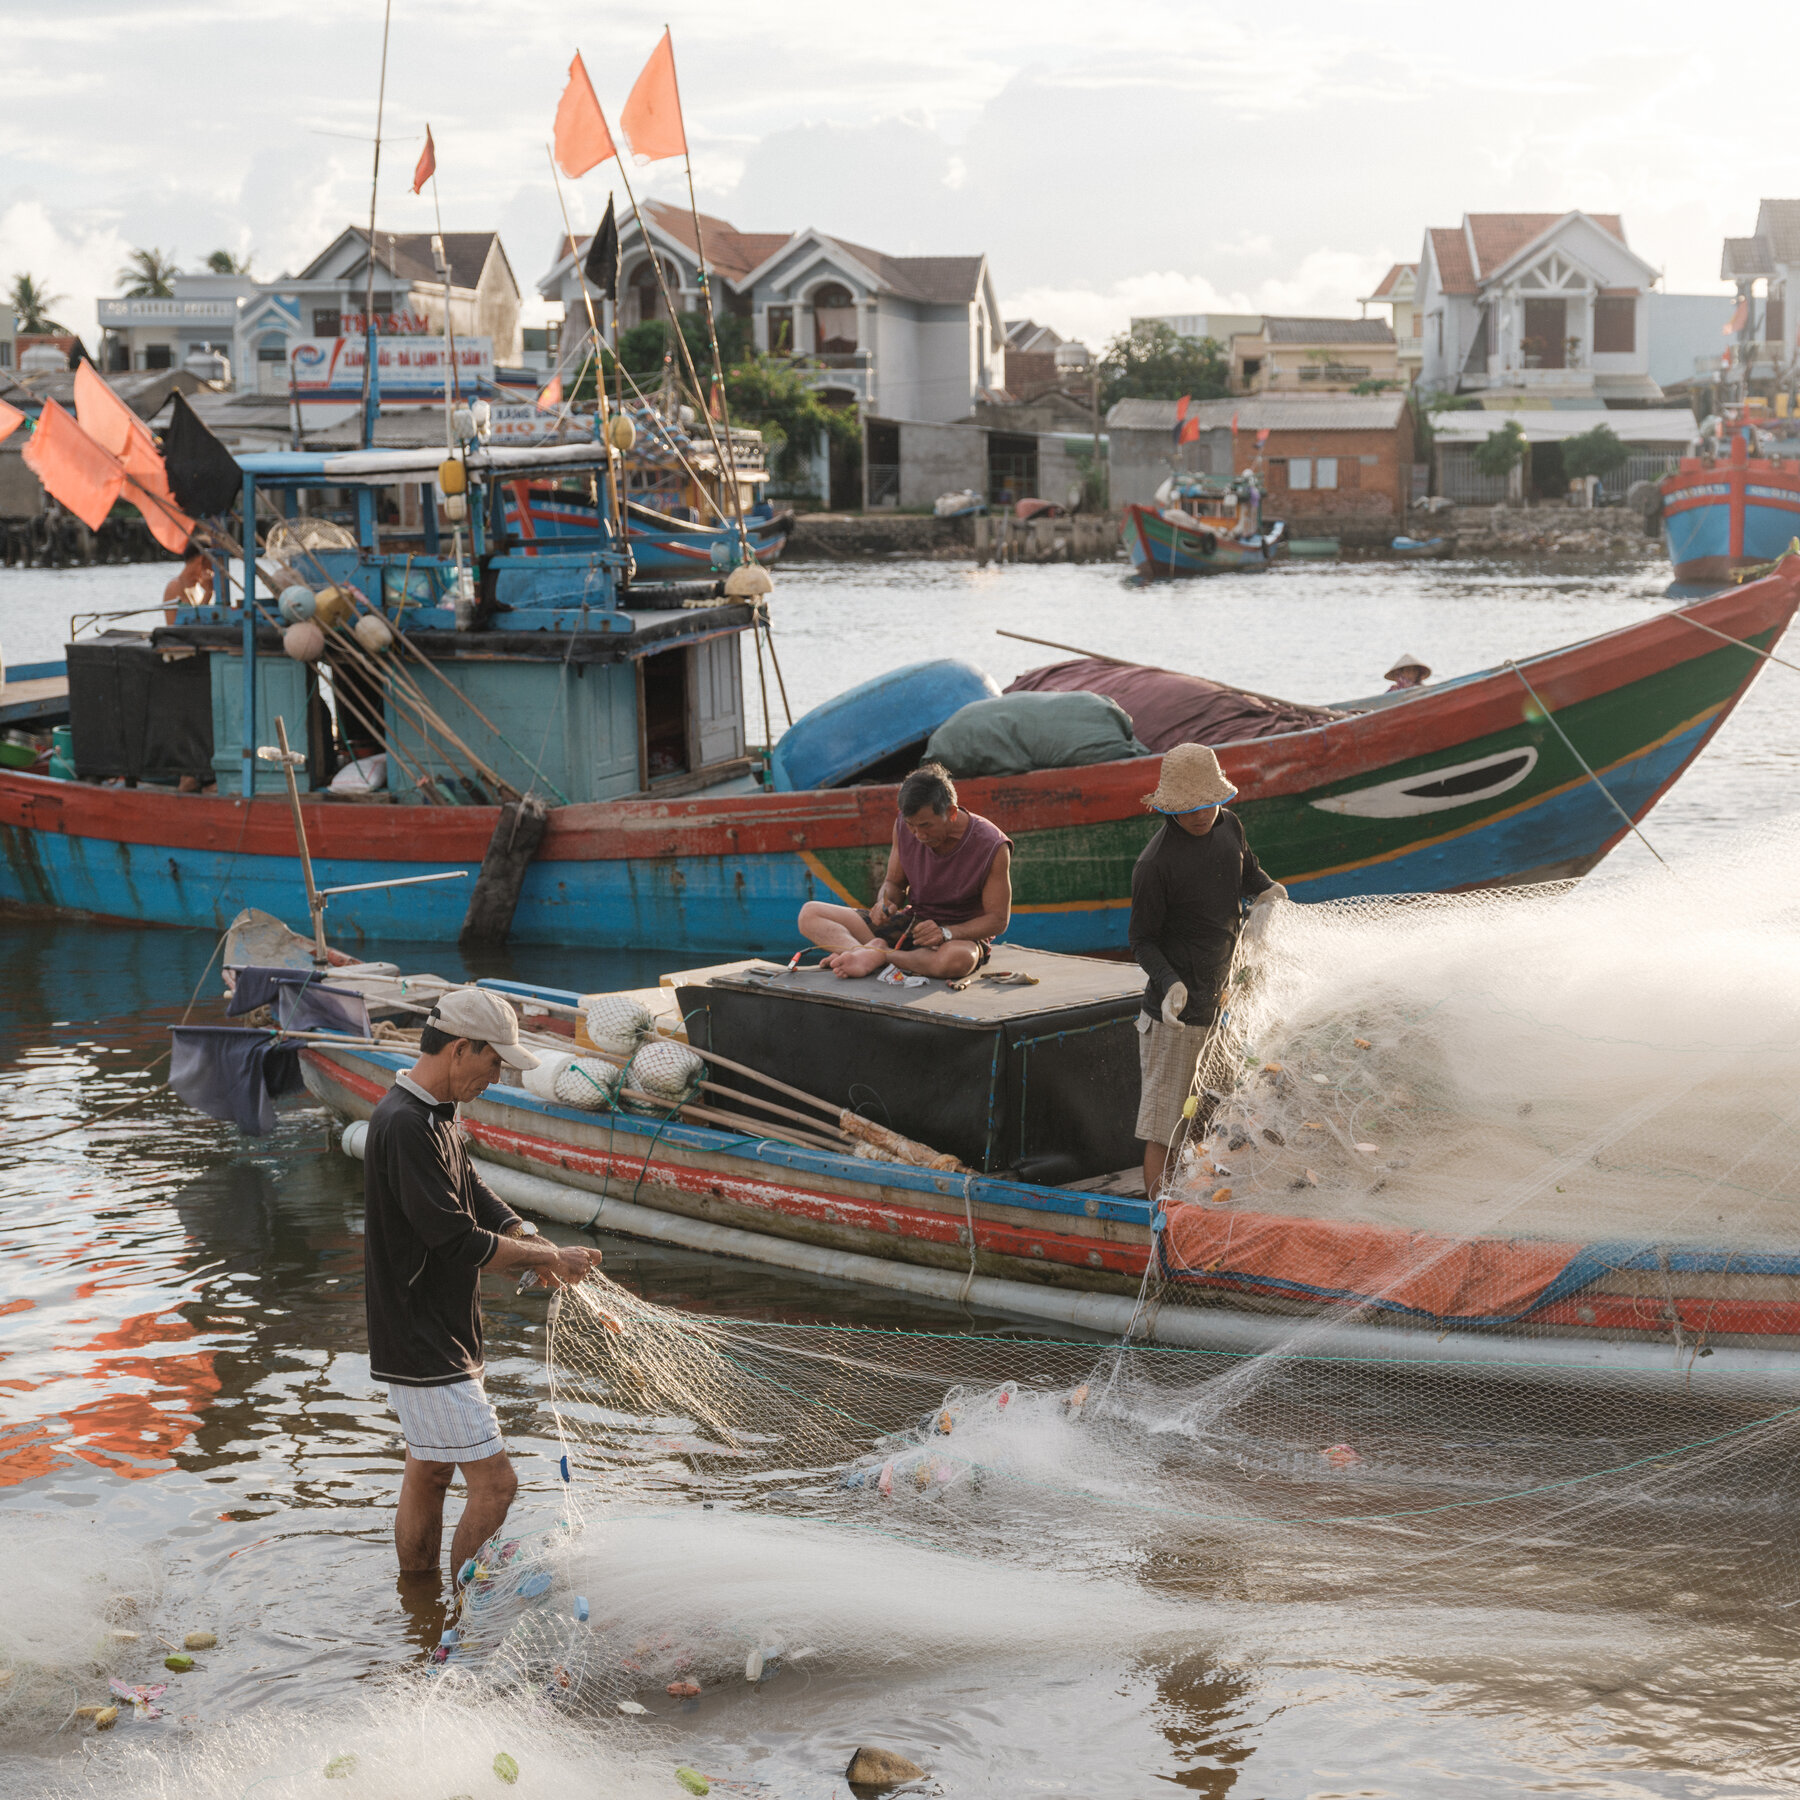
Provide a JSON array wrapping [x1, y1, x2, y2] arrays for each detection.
[[1262, 316, 1394, 346], [1106, 395, 1407, 431], [1431, 407, 1695, 446]]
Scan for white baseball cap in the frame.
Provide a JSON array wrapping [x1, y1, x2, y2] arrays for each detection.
[[428, 986, 539, 1070]]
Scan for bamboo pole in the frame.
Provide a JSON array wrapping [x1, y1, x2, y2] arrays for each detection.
[[650, 1026, 844, 1120]]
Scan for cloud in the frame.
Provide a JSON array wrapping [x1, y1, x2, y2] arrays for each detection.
[[0, 201, 130, 347]]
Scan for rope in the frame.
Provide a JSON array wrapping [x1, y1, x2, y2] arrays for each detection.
[[955, 1172, 979, 1307], [1505, 659, 1666, 867]]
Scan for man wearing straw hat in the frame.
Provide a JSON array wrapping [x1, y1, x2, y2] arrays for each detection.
[[364, 986, 602, 1589], [1130, 745, 1284, 1198]]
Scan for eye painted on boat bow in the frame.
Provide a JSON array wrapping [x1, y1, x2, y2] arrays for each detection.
[[1309, 747, 1539, 819]]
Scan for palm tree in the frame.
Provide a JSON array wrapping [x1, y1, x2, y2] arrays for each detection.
[[117, 247, 179, 298], [8, 272, 67, 334], [206, 249, 253, 276]]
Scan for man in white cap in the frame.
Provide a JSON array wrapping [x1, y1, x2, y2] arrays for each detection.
[[363, 985, 602, 1587], [1129, 744, 1285, 1198]]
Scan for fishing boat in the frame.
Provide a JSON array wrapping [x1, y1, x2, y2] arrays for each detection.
[[1390, 534, 1449, 558], [1659, 411, 1800, 586], [2, 528, 1796, 949], [275, 949, 1800, 1388], [1122, 472, 1287, 578]]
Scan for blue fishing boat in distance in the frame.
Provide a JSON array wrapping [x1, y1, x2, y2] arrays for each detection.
[[1660, 411, 1800, 586]]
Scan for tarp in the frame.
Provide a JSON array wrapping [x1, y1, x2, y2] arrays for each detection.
[[1004, 657, 1343, 752], [925, 690, 1146, 777], [1160, 1201, 1593, 1328], [168, 1026, 304, 1136], [275, 979, 371, 1038]]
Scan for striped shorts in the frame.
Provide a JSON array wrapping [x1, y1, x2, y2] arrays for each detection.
[[386, 1377, 506, 1465]]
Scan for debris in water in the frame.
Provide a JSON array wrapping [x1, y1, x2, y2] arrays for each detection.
[[323, 1753, 358, 1778], [1208, 1187, 1233, 1205], [744, 1646, 764, 1682], [1353, 1142, 1379, 1154], [1321, 1443, 1361, 1468], [1311, 1073, 1330, 1085], [617, 1700, 648, 1715], [94, 1706, 118, 1730], [1354, 1037, 1372, 1049], [493, 1751, 520, 1784], [183, 1630, 218, 1650], [573, 1595, 590, 1622], [1262, 1126, 1286, 1146], [676, 1769, 711, 1796], [845, 1746, 927, 1786], [667, 1679, 701, 1698], [163, 1652, 194, 1673], [109, 1680, 166, 1719]]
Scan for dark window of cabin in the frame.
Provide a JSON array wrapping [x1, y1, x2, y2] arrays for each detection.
[[1593, 295, 1636, 354], [641, 648, 690, 781]]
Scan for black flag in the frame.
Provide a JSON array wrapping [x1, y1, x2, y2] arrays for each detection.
[[163, 390, 243, 516], [582, 195, 619, 301]]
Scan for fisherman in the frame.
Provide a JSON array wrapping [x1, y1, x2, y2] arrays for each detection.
[[796, 762, 1013, 981], [363, 986, 602, 1587], [1129, 744, 1285, 1198], [1385, 653, 1431, 690]]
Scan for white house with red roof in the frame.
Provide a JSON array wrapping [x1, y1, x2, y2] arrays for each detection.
[[1416, 212, 1662, 404], [540, 199, 1004, 424], [1358, 262, 1421, 383]]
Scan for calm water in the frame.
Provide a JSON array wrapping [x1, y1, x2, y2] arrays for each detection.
[[3, 548, 1799, 1797]]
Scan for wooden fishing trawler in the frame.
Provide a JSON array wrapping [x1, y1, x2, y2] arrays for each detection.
[[1, 523, 1797, 949], [1660, 411, 1800, 586], [1122, 471, 1287, 578]]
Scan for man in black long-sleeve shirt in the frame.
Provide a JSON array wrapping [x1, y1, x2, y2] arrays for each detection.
[[1129, 744, 1284, 1197], [364, 986, 602, 1586]]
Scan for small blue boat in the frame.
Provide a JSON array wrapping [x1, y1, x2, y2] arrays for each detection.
[[502, 483, 793, 579]]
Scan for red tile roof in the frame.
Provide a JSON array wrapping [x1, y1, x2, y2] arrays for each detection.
[[1429, 228, 1476, 295], [1466, 212, 1625, 277], [1368, 262, 1415, 299], [644, 201, 789, 284]]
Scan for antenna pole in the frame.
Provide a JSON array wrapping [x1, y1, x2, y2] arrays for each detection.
[[359, 0, 393, 449]]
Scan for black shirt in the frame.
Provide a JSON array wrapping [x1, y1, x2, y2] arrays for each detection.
[[363, 1075, 522, 1387], [1128, 809, 1273, 1025]]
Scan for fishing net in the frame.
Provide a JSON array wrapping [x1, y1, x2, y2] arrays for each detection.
[[442, 826, 1800, 1755]]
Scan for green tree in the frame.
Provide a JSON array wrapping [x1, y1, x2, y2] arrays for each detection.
[[205, 249, 253, 276], [725, 353, 859, 484], [1560, 422, 1630, 483], [1096, 320, 1231, 410], [7, 272, 67, 333], [117, 247, 178, 298], [1472, 419, 1528, 480]]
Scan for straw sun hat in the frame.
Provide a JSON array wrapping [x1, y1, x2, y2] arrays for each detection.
[[1141, 743, 1237, 815]]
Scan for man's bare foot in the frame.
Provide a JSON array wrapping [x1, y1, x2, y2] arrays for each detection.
[[827, 945, 888, 979]]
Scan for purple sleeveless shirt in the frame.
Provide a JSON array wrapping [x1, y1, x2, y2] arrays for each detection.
[[895, 810, 1011, 927]]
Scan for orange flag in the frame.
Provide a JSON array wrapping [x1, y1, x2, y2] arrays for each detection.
[[554, 52, 617, 177], [412, 126, 436, 196], [620, 28, 687, 164], [0, 399, 23, 446], [23, 400, 126, 532], [535, 373, 563, 413], [73, 362, 194, 552]]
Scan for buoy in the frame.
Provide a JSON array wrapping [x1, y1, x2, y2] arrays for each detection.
[[277, 584, 316, 623], [624, 1039, 705, 1107], [313, 586, 355, 629], [283, 621, 325, 663], [438, 456, 467, 496], [723, 563, 773, 599], [353, 613, 394, 653], [606, 413, 637, 453]]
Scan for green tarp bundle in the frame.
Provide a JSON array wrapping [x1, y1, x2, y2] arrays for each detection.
[[925, 690, 1147, 778]]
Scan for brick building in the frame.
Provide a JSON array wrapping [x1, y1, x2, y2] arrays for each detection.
[[1106, 394, 1417, 518]]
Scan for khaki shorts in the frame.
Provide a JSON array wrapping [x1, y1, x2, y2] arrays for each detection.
[[1135, 1014, 1212, 1145]]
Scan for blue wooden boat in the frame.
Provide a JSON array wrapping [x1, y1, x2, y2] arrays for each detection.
[[1661, 420, 1800, 586], [503, 483, 793, 578]]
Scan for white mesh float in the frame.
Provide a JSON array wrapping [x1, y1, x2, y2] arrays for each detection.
[[624, 1038, 705, 1110], [584, 993, 656, 1058]]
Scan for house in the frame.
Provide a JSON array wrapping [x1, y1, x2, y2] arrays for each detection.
[[1001, 319, 1065, 396], [1416, 212, 1663, 404], [1229, 318, 1400, 394], [1431, 408, 1697, 504], [1106, 394, 1417, 520], [1708, 201, 1800, 394], [540, 200, 1004, 425], [1359, 264, 1422, 383], [98, 229, 525, 399]]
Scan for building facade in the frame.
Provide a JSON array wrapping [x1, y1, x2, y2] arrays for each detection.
[[1416, 212, 1662, 404], [540, 200, 1004, 425], [1359, 264, 1422, 383], [1229, 317, 1400, 394]]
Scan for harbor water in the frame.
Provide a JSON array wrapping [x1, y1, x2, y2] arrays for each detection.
[[4, 550, 1799, 1797]]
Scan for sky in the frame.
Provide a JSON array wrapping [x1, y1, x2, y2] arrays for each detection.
[[2, 0, 1792, 354]]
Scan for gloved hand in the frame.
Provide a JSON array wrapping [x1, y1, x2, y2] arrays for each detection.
[[1160, 981, 1189, 1026], [1242, 883, 1288, 952]]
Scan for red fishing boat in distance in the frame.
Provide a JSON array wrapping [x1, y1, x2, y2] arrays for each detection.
[[1659, 412, 1800, 587]]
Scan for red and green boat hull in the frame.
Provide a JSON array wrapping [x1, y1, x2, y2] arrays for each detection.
[[1123, 502, 1284, 577], [0, 571, 1793, 951]]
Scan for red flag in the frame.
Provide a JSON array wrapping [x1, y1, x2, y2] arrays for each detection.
[[620, 28, 687, 164], [412, 126, 436, 196], [554, 52, 617, 177], [1256, 427, 1271, 447], [73, 362, 194, 552], [1178, 416, 1200, 444], [1726, 297, 1748, 336], [23, 400, 126, 531], [1174, 395, 1191, 419], [1231, 411, 1239, 431], [535, 373, 563, 413], [0, 400, 23, 446]]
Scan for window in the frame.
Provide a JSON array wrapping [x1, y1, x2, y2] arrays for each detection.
[[1241, 356, 1262, 383], [812, 283, 857, 354], [628, 260, 664, 329], [0, 342, 11, 368], [313, 309, 341, 338], [256, 340, 285, 362], [1768, 294, 1786, 348], [1288, 457, 1313, 489], [1316, 457, 1338, 490], [144, 344, 173, 370], [766, 306, 793, 354], [1593, 295, 1636, 354]]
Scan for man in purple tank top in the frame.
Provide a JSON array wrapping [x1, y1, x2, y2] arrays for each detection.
[[797, 764, 1013, 981]]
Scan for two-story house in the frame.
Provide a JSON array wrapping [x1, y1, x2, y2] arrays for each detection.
[[1713, 200, 1800, 392], [540, 199, 1004, 424], [1229, 317, 1400, 393], [1358, 264, 1422, 384], [1416, 212, 1662, 404], [99, 229, 524, 398]]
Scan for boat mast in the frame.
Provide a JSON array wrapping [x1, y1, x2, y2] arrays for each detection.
[[359, 0, 393, 453]]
